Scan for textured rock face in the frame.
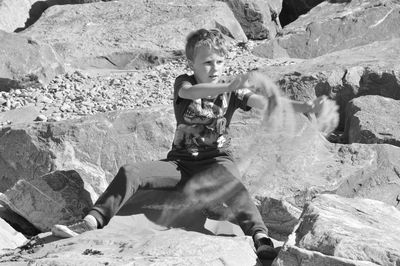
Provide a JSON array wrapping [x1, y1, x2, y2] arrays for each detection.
[[0, 0, 114, 32], [0, 171, 94, 231], [255, 0, 400, 59], [279, 0, 324, 26], [0, 0, 37, 32], [0, 215, 258, 265], [0, 106, 176, 194], [345, 95, 400, 146], [0, 30, 65, 91], [21, 0, 247, 70], [231, 111, 400, 239], [1, 107, 400, 237], [0, 217, 27, 250], [273, 194, 400, 266], [257, 38, 400, 129], [221, 0, 282, 40]]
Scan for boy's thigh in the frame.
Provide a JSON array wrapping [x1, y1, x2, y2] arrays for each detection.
[[122, 160, 183, 189]]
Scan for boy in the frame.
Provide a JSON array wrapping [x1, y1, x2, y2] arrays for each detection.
[[52, 28, 336, 260]]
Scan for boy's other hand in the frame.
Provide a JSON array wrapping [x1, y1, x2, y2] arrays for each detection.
[[311, 96, 339, 135]]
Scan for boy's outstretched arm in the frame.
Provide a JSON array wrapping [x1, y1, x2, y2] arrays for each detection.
[[178, 74, 254, 100], [178, 83, 232, 99]]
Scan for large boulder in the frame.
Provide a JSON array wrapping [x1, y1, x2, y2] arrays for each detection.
[[231, 110, 400, 239], [273, 194, 400, 266], [256, 38, 400, 130], [345, 95, 400, 146], [0, 30, 65, 91], [0, 106, 176, 194], [21, 0, 247, 70], [254, 0, 400, 59], [0, 215, 258, 265], [1, 106, 400, 238], [0, 0, 110, 32], [221, 0, 282, 40]]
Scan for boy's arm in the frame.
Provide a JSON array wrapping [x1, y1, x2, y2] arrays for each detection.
[[247, 94, 321, 115], [178, 74, 252, 100], [178, 83, 233, 99]]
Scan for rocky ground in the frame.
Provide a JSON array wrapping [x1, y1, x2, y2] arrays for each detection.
[[0, 40, 297, 126], [0, 41, 272, 125]]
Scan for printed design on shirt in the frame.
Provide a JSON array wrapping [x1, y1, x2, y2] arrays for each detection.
[[172, 95, 229, 154]]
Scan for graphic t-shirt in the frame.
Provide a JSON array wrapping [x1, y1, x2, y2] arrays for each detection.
[[168, 74, 253, 159]]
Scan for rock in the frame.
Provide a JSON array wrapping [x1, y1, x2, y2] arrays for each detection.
[[0, 217, 27, 251], [35, 114, 48, 122], [0, 31, 65, 91], [279, 0, 324, 26], [231, 111, 400, 239], [345, 95, 400, 146], [257, 38, 400, 129], [21, 0, 247, 70], [255, 0, 400, 59], [1, 105, 400, 238], [273, 194, 400, 266], [0, 204, 40, 237], [0, 215, 257, 265], [0, 0, 114, 32], [0, 106, 176, 194], [221, 0, 282, 40], [0, 170, 94, 232], [0, 106, 41, 125]]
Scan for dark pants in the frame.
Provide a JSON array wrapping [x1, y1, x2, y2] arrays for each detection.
[[88, 154, 268, 237]]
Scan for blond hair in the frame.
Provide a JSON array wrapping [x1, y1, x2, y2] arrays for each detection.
[[185, 28, 228, 61]]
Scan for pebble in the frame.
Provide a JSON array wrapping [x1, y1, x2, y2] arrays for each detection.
[[35, 115, 48, 122], [0, 41, 270, 122]]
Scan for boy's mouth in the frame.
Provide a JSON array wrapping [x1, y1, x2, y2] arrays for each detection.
[[209, 74, 219, 80]]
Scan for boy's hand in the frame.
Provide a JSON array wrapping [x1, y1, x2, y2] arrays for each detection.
[[310, 96, 339, 135]]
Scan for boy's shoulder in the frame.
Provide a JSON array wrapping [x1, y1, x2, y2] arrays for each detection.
[[175, 73, 196, 83]]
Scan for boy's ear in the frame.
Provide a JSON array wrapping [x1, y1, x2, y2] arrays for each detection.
[[187, 60, 194, 70]]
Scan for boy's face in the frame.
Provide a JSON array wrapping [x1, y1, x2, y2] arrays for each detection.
[[189, 46, 225, 84]]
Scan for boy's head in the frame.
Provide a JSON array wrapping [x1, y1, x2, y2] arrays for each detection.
[[185, 28, 228, 83]]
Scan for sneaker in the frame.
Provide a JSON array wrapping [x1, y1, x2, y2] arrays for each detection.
[[52, 218, 97, 238], [254, 237, 278, 260]]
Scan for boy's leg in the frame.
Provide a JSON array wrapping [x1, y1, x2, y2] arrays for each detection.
[[52, 160, 182, 237], [90, 160, 182, 228], [185, 156, 277, 260]]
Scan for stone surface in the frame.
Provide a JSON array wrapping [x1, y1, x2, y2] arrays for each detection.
[[1, 106, 400, 238], [231, 110, 400, 239], [0, 0, 110, 32], [0, 106, 41, 127], [221, 0, 282, 40], [21, 0, 247, 70], [0, 215, 258, 265], [0, 106, 175, 194], [255, 0, 400, 59], [279, 0, 324, 26], [345, 95, 400, 146], [0, 171, 94, 232], [0, 217, 27, 251], [273, 194, 400, 266], [0, 30, 65, 91], [257, 38, 400, 130]]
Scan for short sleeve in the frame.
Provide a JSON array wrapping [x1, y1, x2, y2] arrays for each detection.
[[173, 74, 195, 105]]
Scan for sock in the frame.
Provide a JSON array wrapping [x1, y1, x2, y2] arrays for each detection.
[[83, 214, 98, 229], [253, 232, 269, 241]]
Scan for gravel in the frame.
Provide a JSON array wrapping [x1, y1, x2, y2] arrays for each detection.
[[0, 40, 290, 126]]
